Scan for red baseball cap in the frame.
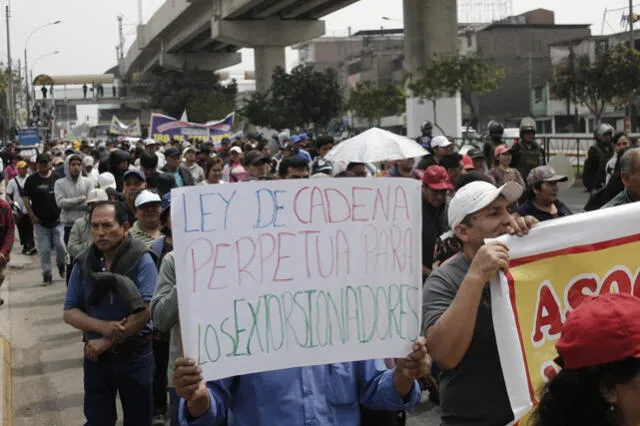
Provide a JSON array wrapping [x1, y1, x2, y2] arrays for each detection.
[[494, 144, 511, 158], [422, 165, 453, 190], [556, 293, 640, 369], [461, 154, 474, 170]]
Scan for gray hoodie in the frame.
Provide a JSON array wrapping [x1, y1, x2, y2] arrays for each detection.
[[150, 251, 182, 387], [54, 156, 95, 226]]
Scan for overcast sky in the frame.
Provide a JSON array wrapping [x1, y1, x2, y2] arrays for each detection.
[[3, 0, 633, 123], [5, 0, 633, 77]]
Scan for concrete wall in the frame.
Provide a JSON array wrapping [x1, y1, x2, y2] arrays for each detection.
[[475, 25, 591, 122]]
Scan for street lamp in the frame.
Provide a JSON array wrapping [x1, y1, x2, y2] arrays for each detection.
[[30, 50, 60, 102], [31, 50, 60, 75], [382, 16, 402, 22], [24, 20, 61, 120]]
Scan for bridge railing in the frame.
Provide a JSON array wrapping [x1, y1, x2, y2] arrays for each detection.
[[34, 84, 119, 101]]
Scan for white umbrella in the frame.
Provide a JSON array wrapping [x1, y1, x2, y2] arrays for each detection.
[[324, 127, 428, 164]]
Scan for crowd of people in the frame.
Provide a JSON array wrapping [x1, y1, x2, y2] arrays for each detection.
[[0, 116, 636, 426]]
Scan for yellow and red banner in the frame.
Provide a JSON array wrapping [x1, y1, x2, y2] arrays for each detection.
[[490, 203, 640, 424]]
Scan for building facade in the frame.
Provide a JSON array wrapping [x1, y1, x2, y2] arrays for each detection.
[[294, 9, 591, 133]]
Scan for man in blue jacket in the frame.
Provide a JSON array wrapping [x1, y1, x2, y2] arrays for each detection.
[[173, 337, 431, 426], [63, 201, 158, 425]]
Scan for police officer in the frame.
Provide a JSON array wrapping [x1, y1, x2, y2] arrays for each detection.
[[510, 117, 544, 181], [583, 123, 614, 195], [418, 121, 434, 149], [483, 120, 504, 167]]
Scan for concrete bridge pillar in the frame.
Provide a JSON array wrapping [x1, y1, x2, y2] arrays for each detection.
[[403, 0, 461, 138], [255, 47, 286, 93], [212, 18, 325, 94]]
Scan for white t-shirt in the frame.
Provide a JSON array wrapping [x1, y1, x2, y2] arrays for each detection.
[[6, 175, 28, 213], [605, 153, 617, 184]]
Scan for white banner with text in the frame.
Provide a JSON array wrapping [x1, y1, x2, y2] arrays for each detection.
[[171, 178, 423, 380]]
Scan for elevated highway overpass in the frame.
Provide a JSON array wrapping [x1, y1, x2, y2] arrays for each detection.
[[121, 0, 361, 92], [121, 0, 461, 137]]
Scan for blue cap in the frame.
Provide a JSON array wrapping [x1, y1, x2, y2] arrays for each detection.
[[299, 133, 309, 141], [123, 169, 146, 182], [291, 135, 301, 143]]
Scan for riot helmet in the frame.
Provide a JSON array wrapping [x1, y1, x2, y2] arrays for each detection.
[[421, 121, 433, 136], [488, 120, 504, 138], [519, 117, 536, 139], [593, 123, 615, 143]]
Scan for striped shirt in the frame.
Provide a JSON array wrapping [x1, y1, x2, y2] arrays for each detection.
[[128, 221, 160, 248]]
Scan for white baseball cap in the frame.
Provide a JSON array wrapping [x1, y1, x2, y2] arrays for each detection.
[[447, 181, 523, 229], [86, 188, 109, 204], [98, 172, 117, 190], [144, 138, 159, 146], [230, 146, 243, 154], [135, 190, 162, 208], [431, 136, 453, 149]]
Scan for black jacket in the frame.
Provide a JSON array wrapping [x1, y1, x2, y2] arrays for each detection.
[[582, 143, 613, 192], [161, 164, 194, 187]]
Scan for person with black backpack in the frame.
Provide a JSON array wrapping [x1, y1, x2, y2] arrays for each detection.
[[6, 160, 35, 255]]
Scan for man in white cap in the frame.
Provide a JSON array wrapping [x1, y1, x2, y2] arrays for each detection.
[[143, 138, 166, 169], [182, 146, 205, 184], [129, 190, 163, 248], [417, 136, 454, 170], [422, 181, 537, 426]]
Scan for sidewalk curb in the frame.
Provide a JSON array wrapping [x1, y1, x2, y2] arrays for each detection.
[[0, 336, 11, 426]]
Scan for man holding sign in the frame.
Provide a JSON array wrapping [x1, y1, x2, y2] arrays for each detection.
[[423, 181, 536, 426], [173, 339, 430, 425], [169, 177, 431, 425]]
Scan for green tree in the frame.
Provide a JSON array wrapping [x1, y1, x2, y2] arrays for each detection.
[[348, 81, 406, 127], [406, 54, 505, 134], [147, 68, 237, 120], [0, 66, 18, 137], [187, 80, 238, 123], [241, 65, 343, 131], [552, 45, 640, 123]]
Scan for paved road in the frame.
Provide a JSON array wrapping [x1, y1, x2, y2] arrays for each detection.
[[0, 186, 589, 426], [0, 252, 88, 426]]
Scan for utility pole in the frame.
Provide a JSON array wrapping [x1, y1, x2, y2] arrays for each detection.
[[5, 5, 14, 132], [631, 0, 635, 49], [567, 46, 575, 132], [528, 52, 533, 115], [16, 58, 21, 127], [138, 0, 143, 25], [117, 15, 125, 59]]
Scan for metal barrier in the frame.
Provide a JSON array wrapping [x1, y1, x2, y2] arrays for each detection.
[[452, 134, 607, 178], [538, 135, 592, 177]]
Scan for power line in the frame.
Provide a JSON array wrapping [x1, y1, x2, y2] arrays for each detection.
[[606, 3, 640, 12]]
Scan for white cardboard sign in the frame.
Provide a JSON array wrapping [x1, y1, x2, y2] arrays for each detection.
[[171, 178, 423, 380]]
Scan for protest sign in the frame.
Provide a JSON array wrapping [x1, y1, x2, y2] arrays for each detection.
[[18, 128, 40, 146], [109, 116, 142, 137], [150, 112, 234, 144], [490, 202, 640, 424], [171, 178, 423, 381]]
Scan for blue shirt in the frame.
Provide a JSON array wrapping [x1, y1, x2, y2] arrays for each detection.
[[179, 360, 421, 426], [296, 148, 312, 163], [64, 253, 158, 340], [174, 170, 184, 187]]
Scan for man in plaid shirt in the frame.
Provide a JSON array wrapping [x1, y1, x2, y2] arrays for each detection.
[[0, 198, 15, 305]]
